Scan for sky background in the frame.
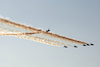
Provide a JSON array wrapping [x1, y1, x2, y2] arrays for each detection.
[[0, 0, 100, 67]]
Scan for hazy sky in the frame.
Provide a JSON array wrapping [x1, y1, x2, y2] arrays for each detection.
[[0, 0, 100, 67]]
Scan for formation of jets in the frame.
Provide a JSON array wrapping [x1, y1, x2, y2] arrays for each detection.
[[64, 43, 94, 48], [46, 29, 94, 48]]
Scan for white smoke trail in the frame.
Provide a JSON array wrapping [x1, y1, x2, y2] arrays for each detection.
[[0, 27, 67, 47], [16, 35, 62, 47], [29, 36, 72, 46], [0, 31, 71, 46], [0, 25, 72, 46], [0, 29, 62, 47], [0, 18, 88, 45]]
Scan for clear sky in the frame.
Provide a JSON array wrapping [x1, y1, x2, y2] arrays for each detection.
[[0, 0, 100, 67]]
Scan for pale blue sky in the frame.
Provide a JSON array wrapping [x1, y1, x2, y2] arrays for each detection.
[[0, 0, 100, 67]]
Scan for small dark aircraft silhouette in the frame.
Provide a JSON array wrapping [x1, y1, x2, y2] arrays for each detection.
[[64, 45, 67, 48], [46, 29, 50, 32], [83, 44, 86, 46], [87, 44, 90, 46], [74, 45, 77, 48], [90, 43, 94, 46]]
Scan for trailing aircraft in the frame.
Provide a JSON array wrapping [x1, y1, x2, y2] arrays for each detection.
[[74, 45, 77, 48], [90, 43, 94, 46], [87, 44, 90, 46], [46, 29, 50, 32], [83, 44, 86, 46], [64, 45, 67, 48]]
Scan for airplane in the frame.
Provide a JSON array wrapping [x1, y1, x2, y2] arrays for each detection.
[[83, 44, 86, 46], [87, 44, 90, 46], [74, 45, 77, 48], [46, 29, 50, 32], [64, 45, 67, 48], [90, 43, 94, 46]]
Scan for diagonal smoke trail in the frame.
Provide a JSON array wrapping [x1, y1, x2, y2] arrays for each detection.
[[0, 29, 62, 47], [25, 36, 72, 46], [0, 32, 36, 35], [0, 30, 71, 46], [16, 35, 62, 47], [0, 18, 88, 45], [0, 27, 71, 47]]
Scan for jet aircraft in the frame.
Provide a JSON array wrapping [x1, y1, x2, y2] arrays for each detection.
[[90, 43, 94, 46], [74, 45, 77, 48], [64, 45, 67, 48], [87, 44, 90, 46], [83, 44, 86, 46], [46, 29, 50, 32]]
